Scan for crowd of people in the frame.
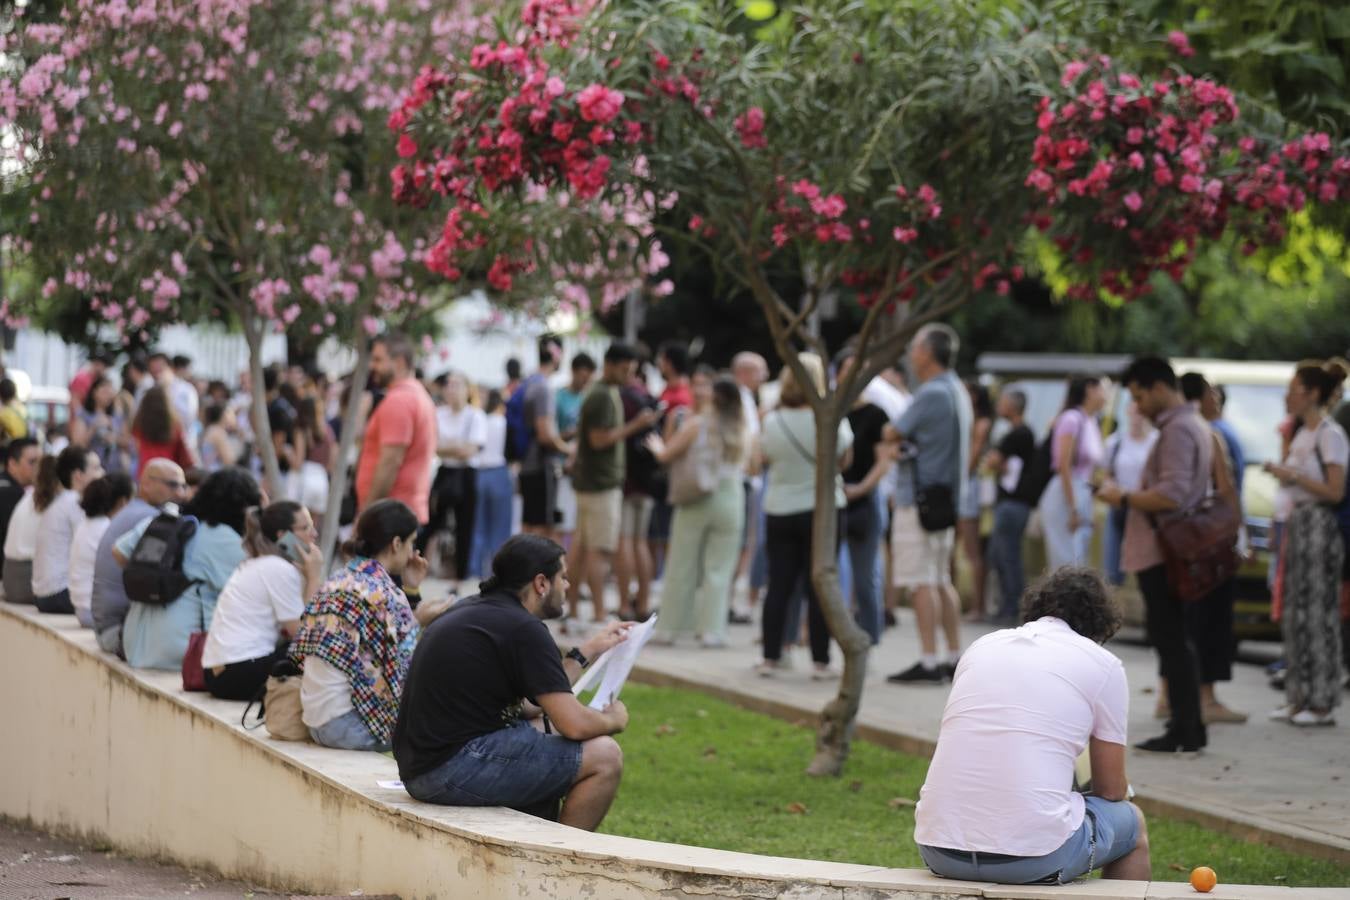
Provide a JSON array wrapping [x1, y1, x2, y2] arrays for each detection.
[[1, 324, 1348, 883]]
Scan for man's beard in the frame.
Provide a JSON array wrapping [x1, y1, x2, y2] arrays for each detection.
[[539, 586, 566, 620]]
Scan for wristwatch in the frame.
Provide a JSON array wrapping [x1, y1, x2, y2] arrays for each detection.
[[566, 647, 590, 669]]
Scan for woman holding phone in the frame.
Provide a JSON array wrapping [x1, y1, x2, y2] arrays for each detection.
[[202, 500, 323, 701]]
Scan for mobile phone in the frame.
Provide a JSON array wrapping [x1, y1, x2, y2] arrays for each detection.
[[277, 531, 305, 563]]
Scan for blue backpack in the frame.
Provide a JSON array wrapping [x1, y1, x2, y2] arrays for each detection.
[[504, 373, 545, 462]]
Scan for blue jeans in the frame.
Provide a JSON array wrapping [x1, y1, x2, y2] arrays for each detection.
[[310, 710, 388, 752], [920, 796, 1140, 884], [844, 492, 884, 644], [470, 466, 513, 578], [404, 720, 582, 812], [1103, 506, 1127, 586], [988, 500, 1032, 620]]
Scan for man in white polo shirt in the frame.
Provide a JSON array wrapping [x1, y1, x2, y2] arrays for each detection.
[[914, 567, 1150, 884]]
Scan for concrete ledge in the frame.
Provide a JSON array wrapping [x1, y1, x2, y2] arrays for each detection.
[[0, 604, 1339, 899]]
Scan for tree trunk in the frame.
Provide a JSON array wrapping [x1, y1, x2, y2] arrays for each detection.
[[805, 407, 872, 777], [317, 335, 372, 571], [243, 314, 284, 500]]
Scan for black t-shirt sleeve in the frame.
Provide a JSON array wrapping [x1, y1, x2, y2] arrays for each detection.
[[513, 619, 573, 701]]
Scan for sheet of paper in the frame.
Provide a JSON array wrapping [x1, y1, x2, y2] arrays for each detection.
[[377, 780, 405, 790], [571, 615, 658, 709]]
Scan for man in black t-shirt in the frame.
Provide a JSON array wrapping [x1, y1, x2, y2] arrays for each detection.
[[986, 389, 1037, 623], [393, 534, 632, 830], [837, 348, 901, 645]]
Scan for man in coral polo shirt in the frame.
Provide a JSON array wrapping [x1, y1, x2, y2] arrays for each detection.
[[357, 333, 437, 524]]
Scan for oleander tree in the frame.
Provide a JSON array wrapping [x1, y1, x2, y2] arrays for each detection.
[[0, 0, 668, 563], [400, 0, 1350, 776]]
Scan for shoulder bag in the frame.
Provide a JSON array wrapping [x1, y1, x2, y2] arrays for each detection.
[[668, 420, 722, 506], [908, 380, 962, 532], [1152, 427, 1240, 602]]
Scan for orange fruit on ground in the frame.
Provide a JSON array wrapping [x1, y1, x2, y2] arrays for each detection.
[[1190, 866, 1218, 893]]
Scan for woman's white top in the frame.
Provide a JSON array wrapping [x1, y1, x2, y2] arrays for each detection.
[[1276, 417, 1350, 521], [69, 515, 111, 624], [472, 413, 509, 469], [201, 556, 305, 668], [4, 490, 39, 561], [32, 489, 84, 596]]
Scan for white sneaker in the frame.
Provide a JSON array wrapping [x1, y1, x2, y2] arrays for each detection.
[[754, 659, 779, 678], [811, 663, 839, 681], [1290, 709, 1336, 727], [1267, 705, 1294, 722], [699, 635, 728, 649]]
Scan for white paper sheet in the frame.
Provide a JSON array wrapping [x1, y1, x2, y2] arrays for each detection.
[[571, 615, 658, 709]]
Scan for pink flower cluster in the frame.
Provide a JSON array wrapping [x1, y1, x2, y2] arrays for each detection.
[[1025, 58, 1349, 300], [391, 0, 663, 296]]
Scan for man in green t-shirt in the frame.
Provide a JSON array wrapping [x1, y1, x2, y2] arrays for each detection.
[[567, 343, 657, 626]]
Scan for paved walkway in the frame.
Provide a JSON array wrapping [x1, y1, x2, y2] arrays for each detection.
[[619, 608, 1350, 862]]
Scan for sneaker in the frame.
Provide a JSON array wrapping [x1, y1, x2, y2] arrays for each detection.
[[938, 662, 958, 681], [1203, 703, 1249, 725], [649, 634, 677, 648], [1289, 709, 1335, 727], [887, 662, 946, 685], [699, 634, 728, 649], [728, 610, 753, 625], [1268, 705, 1295, 722], [1133, 733, 1204, 754], [811, 663, 839, 681], [754, 659, 780, 678]]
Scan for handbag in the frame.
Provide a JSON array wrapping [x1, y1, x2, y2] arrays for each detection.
[[668, 423, 721, 506], [1153, 495, 1240, 602], [181, 598, 208, 692], [181, 631, 208, 692], [242, 659, 309, 742]]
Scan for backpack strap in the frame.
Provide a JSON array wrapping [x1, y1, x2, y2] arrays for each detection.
[[773, 410, 816, 465]]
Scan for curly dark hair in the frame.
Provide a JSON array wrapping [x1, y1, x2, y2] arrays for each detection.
[[184, 467, 262, 536], [1020, 567, 1122, 644]]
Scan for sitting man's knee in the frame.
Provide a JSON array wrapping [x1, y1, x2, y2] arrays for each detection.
[[1129, 802, 1149, 846], [584, 735, 624, 779]]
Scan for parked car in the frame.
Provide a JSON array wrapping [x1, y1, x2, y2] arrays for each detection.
[[973, 353, 1291, 645], [1, 368, 72, 446]]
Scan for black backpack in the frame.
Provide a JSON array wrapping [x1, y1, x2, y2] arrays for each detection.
[[1022, 431, 1056, 505], [123, 511, 200, 606]]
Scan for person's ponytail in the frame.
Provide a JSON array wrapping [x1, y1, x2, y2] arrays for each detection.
[[341, 499, 419, 560], [481, 534, 565, 596]]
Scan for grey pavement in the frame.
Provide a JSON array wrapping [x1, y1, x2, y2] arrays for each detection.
[[0, 819, 296, 899]]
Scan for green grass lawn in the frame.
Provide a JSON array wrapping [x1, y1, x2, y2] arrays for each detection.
[[599, 682, 1350, 887]]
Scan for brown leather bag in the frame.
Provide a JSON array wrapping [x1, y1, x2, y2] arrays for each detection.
[[1154, 494, 1240, 602]]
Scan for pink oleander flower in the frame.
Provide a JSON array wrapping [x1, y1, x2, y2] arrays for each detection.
[[577, 83, 623, 124]]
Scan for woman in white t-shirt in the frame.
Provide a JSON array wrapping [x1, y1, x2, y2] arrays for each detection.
[[33, 447, 104, 614], [755, 354, 853, 679], [68, 473, 136, 628], [202, 500, 323, 701], [1264, 364, 1349, 727], [1101, 403, 1157, 587]]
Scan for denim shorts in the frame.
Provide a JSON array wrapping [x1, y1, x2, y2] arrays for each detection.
[[405, 720, 582, 811], [919, 796, 1140, 885], [309, 710, 390, 753]]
